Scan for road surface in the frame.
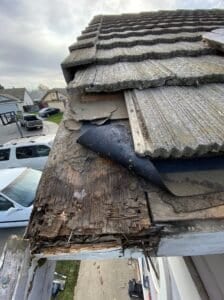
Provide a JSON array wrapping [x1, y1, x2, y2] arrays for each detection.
[[74, 259, 139, 300], [0, 120, 58, 144]]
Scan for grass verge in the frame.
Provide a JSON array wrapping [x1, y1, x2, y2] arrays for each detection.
[[47, 112, 63, 124], [53, 260, 80, 300]]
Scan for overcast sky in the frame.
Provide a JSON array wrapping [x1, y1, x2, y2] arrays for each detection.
[[0, 0, 223, 90]]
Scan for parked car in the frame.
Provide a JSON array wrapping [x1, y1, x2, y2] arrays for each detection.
[[0, 167, 41, 228], [39, 107, 60, 118], [0, 135, 55, 170], [20, 114, 43, 130]]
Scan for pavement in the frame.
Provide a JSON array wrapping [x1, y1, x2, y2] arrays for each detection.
[[0, 121, 58, 144], [74, 259, 139, 300]]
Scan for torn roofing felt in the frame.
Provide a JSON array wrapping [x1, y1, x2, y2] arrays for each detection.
[[77, 123, 224, 197]]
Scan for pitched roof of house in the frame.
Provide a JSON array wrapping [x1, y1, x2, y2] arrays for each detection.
[[0, 93, 20, 103], [29, 89, 46, 102], [41, 88, 68, 101], [26, 9, 224, 257], [2, 88, 26, 102]]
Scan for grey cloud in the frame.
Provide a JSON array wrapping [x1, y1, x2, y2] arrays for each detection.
[[0, 0, 223, 89]]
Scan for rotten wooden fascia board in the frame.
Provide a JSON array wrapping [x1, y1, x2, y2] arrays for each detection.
[[31, 229, 161, 259]]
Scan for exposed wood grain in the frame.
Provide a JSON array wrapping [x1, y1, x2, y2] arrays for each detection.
[[125, 90, 152, 156], [35, 242, 144, 260], [25, 105, 153, 253]]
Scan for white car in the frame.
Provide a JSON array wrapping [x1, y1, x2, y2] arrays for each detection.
[[0, 168, 41, 228], [0, 135, 55, 170]]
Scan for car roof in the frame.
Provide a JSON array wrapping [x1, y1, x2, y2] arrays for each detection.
[[24, 114, 39, 117], [0, 167, 27, 191], [3, 134, 55, 147], [23, 113, 36, 116], [39, 107, 50, 112]]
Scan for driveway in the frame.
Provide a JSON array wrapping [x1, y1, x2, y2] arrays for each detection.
[[0, 121, 58, 144], [74, 259, 139, 300]]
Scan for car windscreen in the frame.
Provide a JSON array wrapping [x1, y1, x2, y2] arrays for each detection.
[[24, 115, 38, 121], [2, 169, 42, 207]]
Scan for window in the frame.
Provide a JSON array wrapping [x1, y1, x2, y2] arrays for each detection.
[[0, 195, 13, 211], [16, 145, 50, 159], [0, 149, 10, 161], [2, 169, 41, 207], [24, 115, 38, 121], [36, 145, 50, 157], [16, 146, 36, 159]]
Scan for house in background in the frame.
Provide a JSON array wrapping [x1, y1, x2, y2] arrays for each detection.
[[1, 88, 34, 112], [29, 89, 46, 105], [0, 94, 20, 114], [41, 88, 68, 111]]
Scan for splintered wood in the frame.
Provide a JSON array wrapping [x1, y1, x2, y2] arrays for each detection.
[[25, 107, 153, 253]]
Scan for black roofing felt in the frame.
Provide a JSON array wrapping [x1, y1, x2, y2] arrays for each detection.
[[78, 122, 224, 197]]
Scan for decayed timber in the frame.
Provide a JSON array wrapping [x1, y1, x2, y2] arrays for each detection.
[[24, 98, 224, 258], [35, 242, 145, 260], [27, 9, 224, 258], [25, 104, 154, 254], [0, 236, 55, 300]]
